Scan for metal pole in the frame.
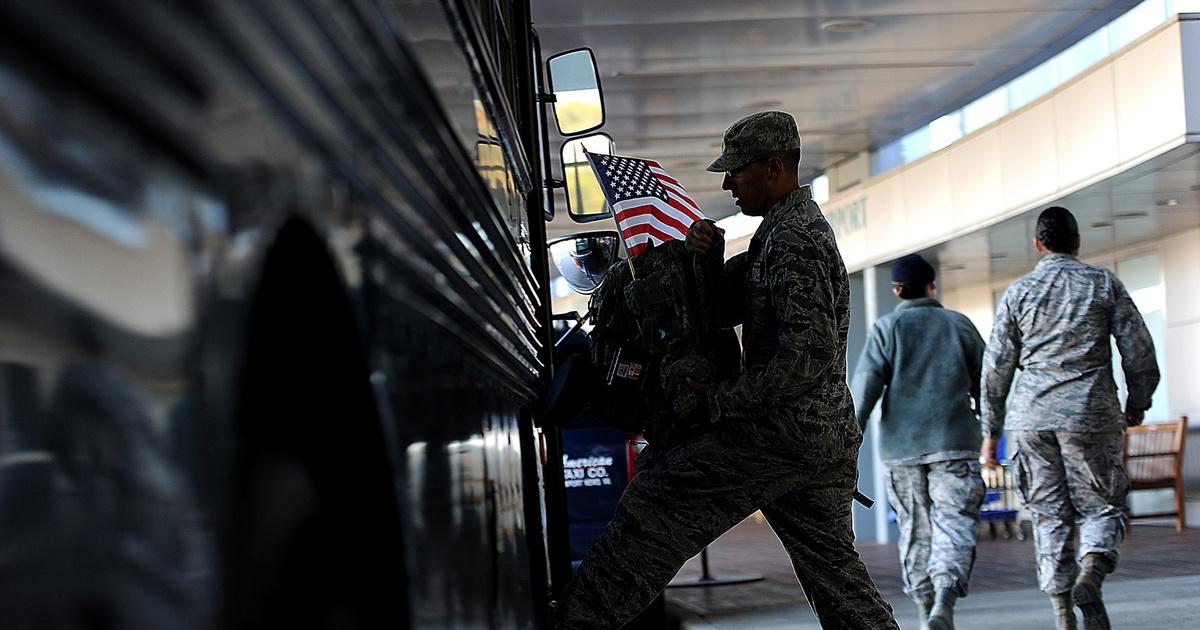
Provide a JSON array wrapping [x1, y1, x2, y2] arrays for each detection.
[[667, 546, 763, 588]]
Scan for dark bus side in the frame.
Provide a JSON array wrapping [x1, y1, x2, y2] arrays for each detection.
[[0, 1, 564, 628]]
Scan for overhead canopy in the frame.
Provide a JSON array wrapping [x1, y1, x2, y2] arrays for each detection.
[[535, 0, 1140, 238]]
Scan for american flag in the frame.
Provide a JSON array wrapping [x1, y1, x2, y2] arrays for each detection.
[[585, 152, 705, 256]]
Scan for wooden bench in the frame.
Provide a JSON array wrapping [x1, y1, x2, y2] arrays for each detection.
[[1123, 416, 1188, 531]]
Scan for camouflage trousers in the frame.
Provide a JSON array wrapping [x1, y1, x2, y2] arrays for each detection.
[[886, 459, 984, 598], [555, 426, 898, 629], [1012, 431, 1129, 594]]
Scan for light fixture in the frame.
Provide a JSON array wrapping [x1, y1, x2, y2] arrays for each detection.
[[1155, 199, 1178, 207], [820, 18, 876, 33], [1091, 221, 1113, 228]]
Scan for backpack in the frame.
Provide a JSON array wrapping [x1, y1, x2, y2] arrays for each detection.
[[587, 238, 740, 457]]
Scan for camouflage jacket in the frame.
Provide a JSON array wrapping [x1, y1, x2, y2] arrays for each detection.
[[981, 253, 1161, 436], [708, 187, 859, 447]]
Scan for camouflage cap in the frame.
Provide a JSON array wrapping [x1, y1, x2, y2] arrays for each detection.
[[707, 111, 803, 173]]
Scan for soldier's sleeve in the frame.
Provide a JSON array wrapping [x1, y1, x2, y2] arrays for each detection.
[[1110, 275, 1161, 413], [709, 230, 837, 423], [718, 252, 750, 327], [849, 321, 890, 431], [981, 290, 1020, 438]]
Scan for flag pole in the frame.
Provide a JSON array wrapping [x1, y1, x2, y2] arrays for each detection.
[[582, 146, 636, 279]]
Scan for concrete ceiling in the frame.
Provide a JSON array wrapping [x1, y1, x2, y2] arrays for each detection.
[[535, 0, 1139, 237]]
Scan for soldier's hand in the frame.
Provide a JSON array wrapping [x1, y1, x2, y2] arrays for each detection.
[[981, 436, 1000, 469], [685, 377, 711, 392], [685, 219, 723, 254], [1125, 409, 1145, 427]]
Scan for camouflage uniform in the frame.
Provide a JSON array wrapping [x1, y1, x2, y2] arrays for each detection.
[[557, 112, 896, 629], [886, 460, 984, 598], [1010, 431, 1129, 593], [982, 253, 1160, 594]]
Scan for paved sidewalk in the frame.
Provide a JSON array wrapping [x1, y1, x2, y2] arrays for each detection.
[[674, 574, 1200, 629], [666, 516, 1200, 628]]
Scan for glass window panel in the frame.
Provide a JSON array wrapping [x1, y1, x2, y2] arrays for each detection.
[[1113, 252, 1170, 422], [929, 111, 963, 152], [871, 140, 905, 175], [1008, 59, 1056, 110], [1172, 0, 1200, 12], [1109, 0, 1167, 52], [900, 126, 931, 164], [1053, 29, 1109, 84], [963, 87, 1009, 134]]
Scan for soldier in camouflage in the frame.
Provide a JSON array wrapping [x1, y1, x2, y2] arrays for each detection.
[[981, 206, 1161, 630], [851, 254, 986, 630], [554, 111, 897, 629]]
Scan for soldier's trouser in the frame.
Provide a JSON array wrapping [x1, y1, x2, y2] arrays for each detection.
[[1012, 431, 1129, 594], [556, 429, 897, 629], [886, 459, 984, 598]]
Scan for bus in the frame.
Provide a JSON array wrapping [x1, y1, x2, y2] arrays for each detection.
[[0, 1, 615, 627]]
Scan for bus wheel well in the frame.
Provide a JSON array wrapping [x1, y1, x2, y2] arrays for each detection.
[[226, 218, 408, 629]]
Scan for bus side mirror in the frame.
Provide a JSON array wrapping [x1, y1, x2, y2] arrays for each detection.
[[561, 133, 614, 223], [548, 231, 621, 295], [547, 48, 605, 136]]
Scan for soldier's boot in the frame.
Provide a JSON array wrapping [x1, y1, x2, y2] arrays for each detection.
[[911, 590, 933, 630], [1049, 592, 1078, 630], [927, 588, 957, 630], [1072, 553, 1115, 630]]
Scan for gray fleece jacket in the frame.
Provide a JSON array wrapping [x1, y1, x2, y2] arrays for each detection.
[[850, 298, 985, 462]]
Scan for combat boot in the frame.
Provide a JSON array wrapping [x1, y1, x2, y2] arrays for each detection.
[[1049, 592, 1077, 630], [927, 588, 957, 630], [911, 590, 933, 630], [1072, 553, 1115, 630]]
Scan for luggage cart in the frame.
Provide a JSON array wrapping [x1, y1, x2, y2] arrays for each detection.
[[981, 463, 1026, 540]]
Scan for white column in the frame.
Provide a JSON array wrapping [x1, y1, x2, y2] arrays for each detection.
[[862, 266, 890, 544]]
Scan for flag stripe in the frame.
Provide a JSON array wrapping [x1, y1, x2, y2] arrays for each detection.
[[623, 231, 665, 246], [614, 211, 691, 241], [614, 198, 692, 235], [620, 221, 680, 245], [649, 166, 680, 186], [665, 196, 704, 225], [616, 210, 689, 241], [651, 169, 703, 217], [667, 192, 700, 223], [662, 177, 700, 205], [644, 196, 700, 230]]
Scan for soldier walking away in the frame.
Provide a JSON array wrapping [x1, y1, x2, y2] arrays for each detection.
[[553, 111, 897, 629], [851, 254, 986, 630], [981, 206, 1161, 630]]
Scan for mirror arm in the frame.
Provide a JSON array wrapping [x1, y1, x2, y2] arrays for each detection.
[[544, 177, 565, 189], [536, 91, 557, 103], [553, 306, 594, 349]]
